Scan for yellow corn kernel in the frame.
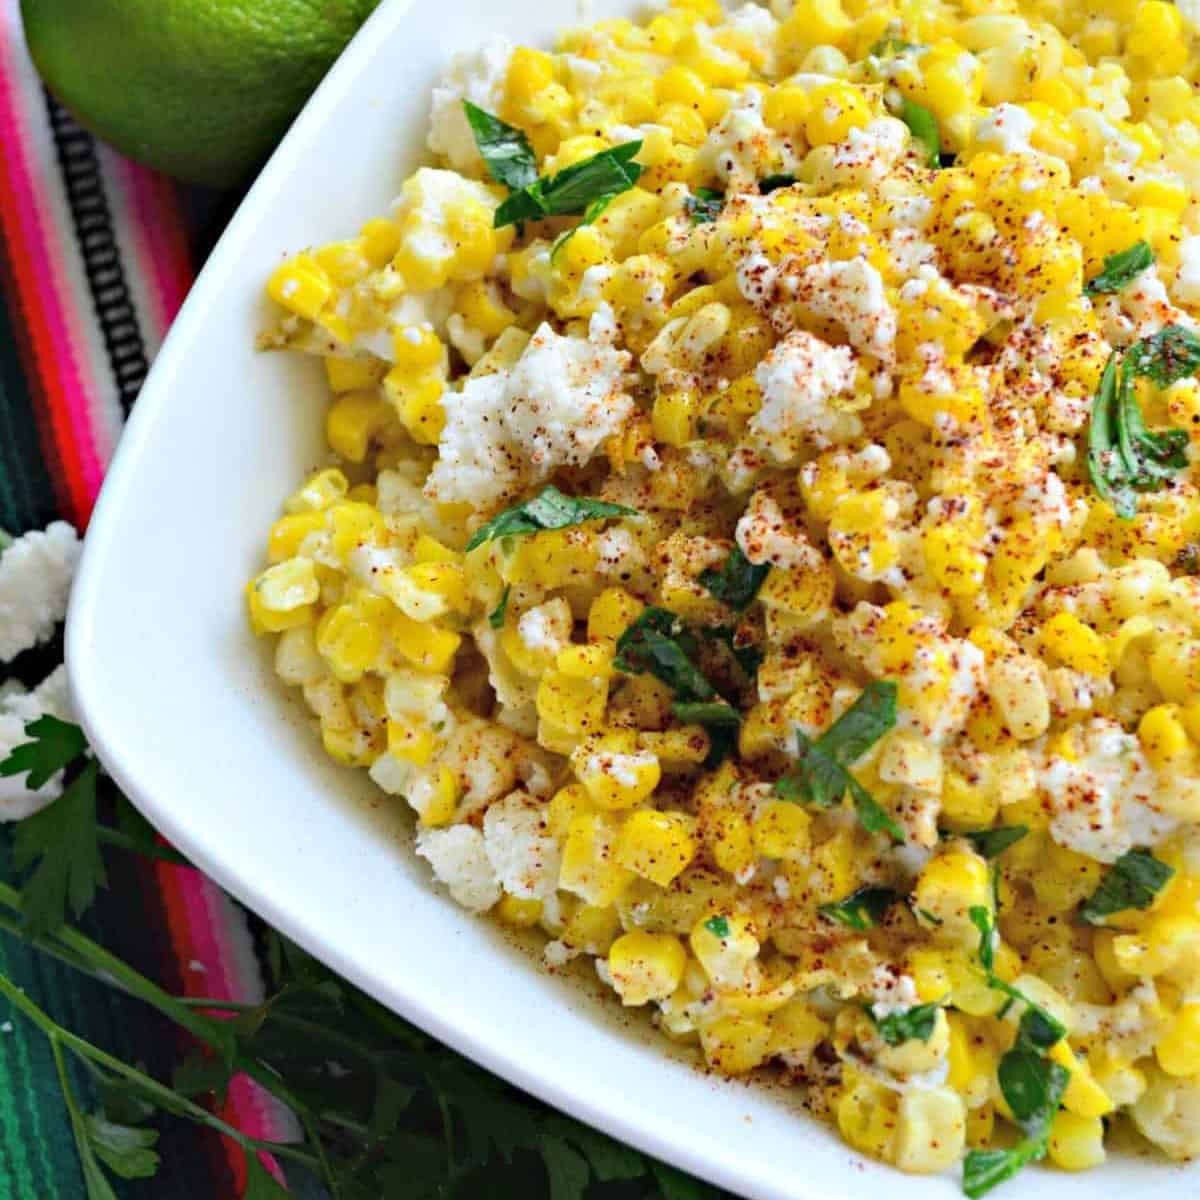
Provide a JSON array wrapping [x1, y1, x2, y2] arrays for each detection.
[[1156, 1003, 1200, 1077], [383, 369, 445, 446], [616, 810, 697, 886], [285, 468, 348, 513], [763, 85, 812, 132], [1127, 1, 1188, 73], [267, 511, 326, 563], [267, 254, 332, 320], [803, 82, 870, 146], [780, 0, 852, 50], [560, 811, 633, 907], [893, 1087, 966, 1173], [386, 719, 434, 766], [416, 765, 458, 827], [537, 670, 608, 737], [750, 800, 811, 861], [704, 807, 756, 878], [497, 893, 544, 927], [316, 602, 383, 683], [838, 1070, 901, 1160], [556, 643, 615, 680], [1139, 705, 1193, 773], [913, 849, 992, 944], [651, 388, 700, 447], [1041, 612, 1109, 677], [768, 1000, 829, 1061], [358, 217, 400, 265], [571, 735, 661, 810], [1048, 1111, 1106, 1170], [699, 1014, 771, 1075], [939, 769, 999, 829], [391, 612, 461, 673], [690, 912, 759, 989], [606, 930, 686, 1005], [323, 356, 385, 393], [588, 587, 644, 644], [247, 558, 320, 634], [758, 563, 834, 627], [966, 1103, 994, 1149], [325, 390, 392, 463], [1049, 1041, 1115, 1119], [562, 904, 621, 956], [391, 324, 445, 371], [326, 501, 383, 563]]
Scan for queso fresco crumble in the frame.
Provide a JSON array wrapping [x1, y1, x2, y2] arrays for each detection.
[[249, 0, 1200, 1189]]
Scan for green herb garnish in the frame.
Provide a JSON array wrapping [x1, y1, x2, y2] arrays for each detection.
[[704, 915, 730, 939], [1088, 328, 1195, 517], [969, 904, 996, 972], [686, 187, 723, 224], [614, 607, 719, 702], [758, 173, 796, 194], [671, 701, 741, 726], [819, 885, 898, 931], [0, 713, 87, 789], [774, 682, 903, 842], [494, 141, 643, 229], [1084, 240, 1153, 295], [466, 486, 635, 551], [462, 101, 538, 191], [900, 99, 940, 168], [698, 545, 770, 611], [868, 1002, 940, 1046], [1079, 847, 1175, 925], [960, 825, 1029, 860], [488, 585, 511, 629]]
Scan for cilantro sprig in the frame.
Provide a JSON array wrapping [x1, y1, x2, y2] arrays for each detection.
[[774, 681, 904, 842], [1088, 326, 1196, 517], [466, 486, 636, 551], [868, 1002, 940, 1046], [494, 140, 643, 230], [1079, 847, 1174, 925], [758, 173, 797, 194], [488, 584, 511, 629], [462, 101, 538, 191], [959, 825, 1029, 860], [1084, 240, 1153, 295], [819, 885, 898, 931], [686, 187, 723, 224], [0, 720, 722, 1200], [698, 544, 770, 611]]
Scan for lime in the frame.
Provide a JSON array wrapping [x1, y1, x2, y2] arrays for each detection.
[[21, 0, 381, 187]]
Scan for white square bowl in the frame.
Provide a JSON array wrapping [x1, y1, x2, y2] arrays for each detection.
[[66, 1, 1196, 1196]]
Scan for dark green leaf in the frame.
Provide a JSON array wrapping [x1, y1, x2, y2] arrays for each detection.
[[171, 1049, 234, 1103], [671, 701, 741, 726], [969, 904, 995, 973], [539, 1135, 590, 1200], [998, 1045, 1067, 1124], [96, 1074, 157, 1126], [702, 625, 762, 681], [1018, 1004, 1067, 1051], [704, 915, 730, 938], [14, 760, 106, 935], [546, 1119, 647, 1182], [848, 775, 905, 843], [815, 681, 898, 767], [962, 1145, 1039, 1199], [84, 1114, 159, 1180], [900, 99, 940, 167], [1084, 240, 1153, 295], [488, 585, 511, 629], [495, 141, 643, 229], [1088, 354, 1132, 516], [758, 173, 797, 194], [1124, 323, 1200, 387], [462, 101, 538, 191], [243, 1153, 290, 1199], [819, 885, 898, 931], [651, 1161, 722, 1200], [868, 1002, 940, 1046], [1080, 847, 1175, 924], [960, 825, 1029, 859], [613, 607, 718, 703], [466, 486, 636, 551], [0, 714, 87, 788], [698, 545, 770, 611], [368, 1075, 417, 1142], [686, 187, 723, 224]]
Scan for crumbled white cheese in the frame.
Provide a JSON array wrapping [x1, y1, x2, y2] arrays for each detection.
[[427, 36, 515, 170], [1042, 719, 1177, 862], [391, 168, 500, 289], [797, 256, 897, 362], [749, 329, 859, 459], [974, 103, 1037, 154], [415, 825, 501, 912], [700, 87, 797, 190], [735, 489, 822, 570], [482, 791, 561, 900], [425, 314, 633, 510], [1173, 235, 1200, 306], [517, 597, 571, 655], [0, 666, 76, 821], [0, 522, 81, 662]]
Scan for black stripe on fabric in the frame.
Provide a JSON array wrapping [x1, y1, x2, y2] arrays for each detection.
[[41, 90, 149, 415], [0, 246, 60, 535]]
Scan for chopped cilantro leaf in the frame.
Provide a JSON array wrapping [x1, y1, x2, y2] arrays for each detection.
[[819, 885, 898, 931], [1084, 240, 1153, 295], [1079, 848, 1175, 925], [466, 486, 635, 551], [494, 141, 643, 229], [899, 99, 941, 167], [960, 825, 1029, 859], [462, 101, 538, 191], [868, 1002, 940, 1046], [698, 545, 770, 611], [704, 915, 730, 939], [686, 187, 723, 224], [488, 585, 511, 629]]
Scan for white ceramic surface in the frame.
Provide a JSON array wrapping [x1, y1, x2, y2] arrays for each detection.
[[67, 1, 1196, 1196]]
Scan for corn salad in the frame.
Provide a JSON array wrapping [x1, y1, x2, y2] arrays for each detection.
[[250, 0, 1200, 1188]]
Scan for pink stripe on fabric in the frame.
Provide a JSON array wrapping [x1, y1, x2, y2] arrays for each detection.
[[0, 16, 109, 498], [112, 157, 193, 337]]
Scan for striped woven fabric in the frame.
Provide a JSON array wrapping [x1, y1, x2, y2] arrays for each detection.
[[0, 4, 291, 1194]]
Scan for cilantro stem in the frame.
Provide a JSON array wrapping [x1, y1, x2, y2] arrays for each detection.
[[93, 826, 193, 868]]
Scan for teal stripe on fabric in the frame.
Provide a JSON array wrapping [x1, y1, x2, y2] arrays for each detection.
[[0, 267, 60, 535]]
